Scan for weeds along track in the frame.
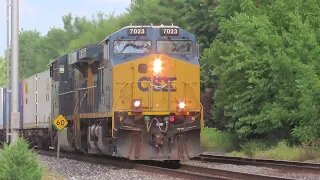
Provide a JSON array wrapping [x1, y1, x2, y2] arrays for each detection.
[[194, 153, 320, 174], [36, 150, 295, 180]]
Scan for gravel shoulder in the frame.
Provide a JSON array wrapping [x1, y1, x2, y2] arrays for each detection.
[[39, 154, 320, 180], [38, 155, 183, 180]]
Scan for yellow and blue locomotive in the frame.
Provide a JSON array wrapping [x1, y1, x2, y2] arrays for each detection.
[[52, 25, 202, 160], [0, 25, 202, 161]]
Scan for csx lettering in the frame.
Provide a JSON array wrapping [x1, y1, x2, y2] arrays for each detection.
[[138, 77, 177, 92]]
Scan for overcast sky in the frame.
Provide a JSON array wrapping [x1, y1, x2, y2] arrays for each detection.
[[0, 0, 131, 57]]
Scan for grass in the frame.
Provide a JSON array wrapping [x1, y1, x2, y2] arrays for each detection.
[[201, 127, 238, 152], [201, 128, 320, 162], [253, 142, 305, 161], [229, 141, 320, 162]]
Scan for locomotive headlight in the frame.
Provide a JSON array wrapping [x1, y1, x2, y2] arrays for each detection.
[[133, 99, 141, 107], [132, 99, 142, 113], [153, 58, 163, 75], [178, 101, 186, 109]]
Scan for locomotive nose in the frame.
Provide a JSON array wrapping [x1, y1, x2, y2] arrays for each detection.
[[114, 53, 201, 160]]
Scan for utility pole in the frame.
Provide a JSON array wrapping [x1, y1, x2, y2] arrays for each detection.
[[10, 0, 19, 143], [6, 0, 11, 143]]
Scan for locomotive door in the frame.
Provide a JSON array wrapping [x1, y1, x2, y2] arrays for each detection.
[[58, 55, 74, 116]]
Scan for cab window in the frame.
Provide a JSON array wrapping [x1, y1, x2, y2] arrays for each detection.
[[114, 40, 151, 54], [157, 40, 192, 53]]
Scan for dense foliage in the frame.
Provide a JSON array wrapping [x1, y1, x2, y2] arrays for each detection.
[[1, 0, 320, 144], [0, 138, 43, 180], [0, 58, 6, 86], [203, 0, 320, 143]]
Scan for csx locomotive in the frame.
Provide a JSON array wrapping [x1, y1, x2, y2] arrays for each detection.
[[0, 25, 202, 161]]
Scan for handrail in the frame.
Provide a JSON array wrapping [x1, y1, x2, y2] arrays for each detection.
[[167, 81, 171, 111], [78, 85, 96, 91], [111, 82, 130, 137], [59, 90, 75, 96], [184, 82, 204, 129]]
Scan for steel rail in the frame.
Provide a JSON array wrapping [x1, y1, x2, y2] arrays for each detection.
[[194, 153, 320, 174], [178, 164, 291, 180], [36, 150, 294, 180]]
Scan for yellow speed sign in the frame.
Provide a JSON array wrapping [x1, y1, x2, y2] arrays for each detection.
[[53, 115, 68, 131]]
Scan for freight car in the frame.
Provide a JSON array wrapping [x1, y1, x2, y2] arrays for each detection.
[[0, 25, 202, 161], [0, 71, 51, 146]]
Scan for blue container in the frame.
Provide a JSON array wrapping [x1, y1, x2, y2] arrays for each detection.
[[1, 85, 23, 130], [3, 88, 7, 130]]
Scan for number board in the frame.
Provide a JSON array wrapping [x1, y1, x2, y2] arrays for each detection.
[[53, 115, 68, 131], [160, 28, 179, 36], [128, 28, 146, 35]]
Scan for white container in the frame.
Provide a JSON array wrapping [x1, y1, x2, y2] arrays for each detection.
[[36, 70, 51, 128], [23, 74, 37, 128]]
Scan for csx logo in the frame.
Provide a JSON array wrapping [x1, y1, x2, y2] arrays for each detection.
[[138, 76, 177, 92]]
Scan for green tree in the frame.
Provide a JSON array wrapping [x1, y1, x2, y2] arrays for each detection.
[[18, 13, 125, 78], [0, 58, 7, 86], [0, 138, 43, 180], [66, 13, 124, 51], [203, 0, 320, 142], [19, 30, 48, 78], [183, 0, 219, 49], [125, 0, 187, 27], [126, 0, 220, 49]]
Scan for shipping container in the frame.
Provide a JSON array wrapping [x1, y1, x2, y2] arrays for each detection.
[[0, 88, 3, 129], [23, 74, 37, 128], [37, 70, 51, 128], [3, 88, 8, 130], [19, 82, 23, 128]]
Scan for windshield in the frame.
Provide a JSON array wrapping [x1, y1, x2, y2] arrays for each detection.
[[114, 40, 151, 54], [157, 40, 192, 53]]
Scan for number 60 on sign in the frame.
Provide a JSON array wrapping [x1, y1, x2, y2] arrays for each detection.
[[53, 115, 68, 131]]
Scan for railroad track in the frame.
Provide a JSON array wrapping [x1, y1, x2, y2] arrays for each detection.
[[36, 150, 293, 180], [194, 153, 320, 174]]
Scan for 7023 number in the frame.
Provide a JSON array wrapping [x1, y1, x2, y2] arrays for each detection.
[[161, 28, 179, 35], [128, 28, 146, 35]]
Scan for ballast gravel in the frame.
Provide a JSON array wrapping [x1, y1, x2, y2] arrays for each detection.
[[184, 160, 320, 180], [38, 155, 183, 180], [38, 154, 320, 180]]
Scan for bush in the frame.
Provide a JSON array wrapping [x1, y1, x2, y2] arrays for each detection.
[[0, 138, 43, 180], [201, 127, 238, 152]]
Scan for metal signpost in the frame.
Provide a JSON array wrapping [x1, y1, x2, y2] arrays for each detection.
[[52, 115, 68, 158], [10, 0, 19, 144], [6, 0, 11, 144]]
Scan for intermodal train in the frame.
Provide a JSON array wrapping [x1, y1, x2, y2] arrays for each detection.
[[0, 25, 202, 161]]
